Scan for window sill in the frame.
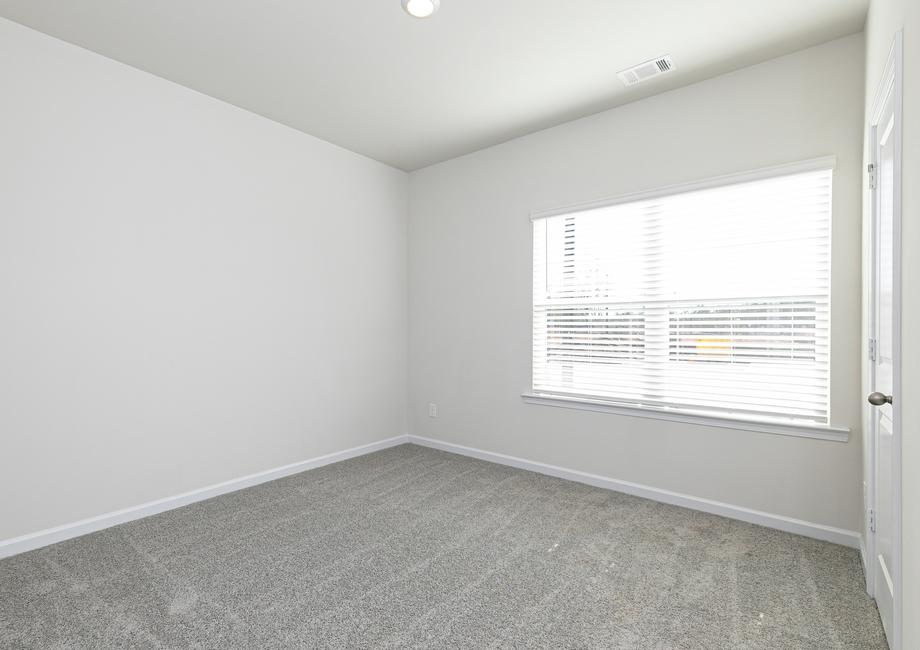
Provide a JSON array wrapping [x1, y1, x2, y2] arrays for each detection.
[[520, 393, 850, 442]]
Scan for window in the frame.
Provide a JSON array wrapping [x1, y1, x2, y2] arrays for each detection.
[[531, 161, 833, 426]]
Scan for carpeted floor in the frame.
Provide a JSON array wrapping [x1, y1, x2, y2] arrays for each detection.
[[0, 444, 887, 649]]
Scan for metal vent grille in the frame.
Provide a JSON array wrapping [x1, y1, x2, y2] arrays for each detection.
[[617, 55, 675, 86]]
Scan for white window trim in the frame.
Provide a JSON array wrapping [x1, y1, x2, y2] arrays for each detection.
[[527, 155, 844, 441], [521, 392, 849, 442]]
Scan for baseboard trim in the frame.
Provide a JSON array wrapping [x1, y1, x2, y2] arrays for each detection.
[[407, 434, 860, 549], [4, 433, 859, 559], [0, 434, 409, 560]]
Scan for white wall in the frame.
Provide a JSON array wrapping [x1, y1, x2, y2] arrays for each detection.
[[0, 18, 407, 542], [408, 35, 865, 533], [863, 0, 919, 645]]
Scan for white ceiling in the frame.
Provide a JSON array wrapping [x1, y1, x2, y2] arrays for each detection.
[[0, 1, 868, 170]]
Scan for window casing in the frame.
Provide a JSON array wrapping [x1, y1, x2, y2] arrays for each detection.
[[531, 162, 833, 425]]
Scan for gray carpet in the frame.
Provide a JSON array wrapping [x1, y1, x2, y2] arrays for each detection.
[[0, 444, 886, 649]]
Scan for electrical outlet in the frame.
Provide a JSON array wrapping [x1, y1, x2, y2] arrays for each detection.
[[428, 403, 438, 418]]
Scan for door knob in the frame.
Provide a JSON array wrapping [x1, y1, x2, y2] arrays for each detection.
[[868, 392, 893, 406]]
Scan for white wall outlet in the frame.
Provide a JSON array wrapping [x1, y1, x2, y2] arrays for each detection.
[[428, 403, 438, 418]]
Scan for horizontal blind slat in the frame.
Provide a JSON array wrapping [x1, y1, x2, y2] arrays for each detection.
[[532, 167, 832, 424]]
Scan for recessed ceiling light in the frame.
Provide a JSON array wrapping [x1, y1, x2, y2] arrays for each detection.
[[402, 0, 440, 19]]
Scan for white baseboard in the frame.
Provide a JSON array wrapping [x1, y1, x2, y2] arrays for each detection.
[[0, 434, 409, 560], [3, 432, 860, 560], [407, 434, 860, 549]]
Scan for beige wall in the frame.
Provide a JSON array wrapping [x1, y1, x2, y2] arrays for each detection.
[[863, 0, 919, 646], [0, 19, 408, 541], [408, 35, 866, 532]]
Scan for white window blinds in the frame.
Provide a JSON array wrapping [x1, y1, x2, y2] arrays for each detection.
[[532, 164, 832, 424]]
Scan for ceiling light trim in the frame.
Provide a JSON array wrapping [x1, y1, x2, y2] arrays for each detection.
[[402, 0, 440, 19]]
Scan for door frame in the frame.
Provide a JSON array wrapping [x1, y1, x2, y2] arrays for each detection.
[[865, 29, 902, 650]]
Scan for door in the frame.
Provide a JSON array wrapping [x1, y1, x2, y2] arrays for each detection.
[[867, 31, 901, 650]]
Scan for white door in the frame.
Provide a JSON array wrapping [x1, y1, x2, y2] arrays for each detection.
[[868, 31, 901, 650]]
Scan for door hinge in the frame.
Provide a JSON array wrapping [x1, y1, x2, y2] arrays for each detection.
[[869, 337, 877, 362], [868, 163, 877, 190], [869, 508, 876, 534]]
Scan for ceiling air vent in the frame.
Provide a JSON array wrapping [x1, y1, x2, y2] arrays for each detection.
[[617, 55, 675, 87]]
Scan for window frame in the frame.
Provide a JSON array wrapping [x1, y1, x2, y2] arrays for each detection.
[[523, 156, 849, 442]]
